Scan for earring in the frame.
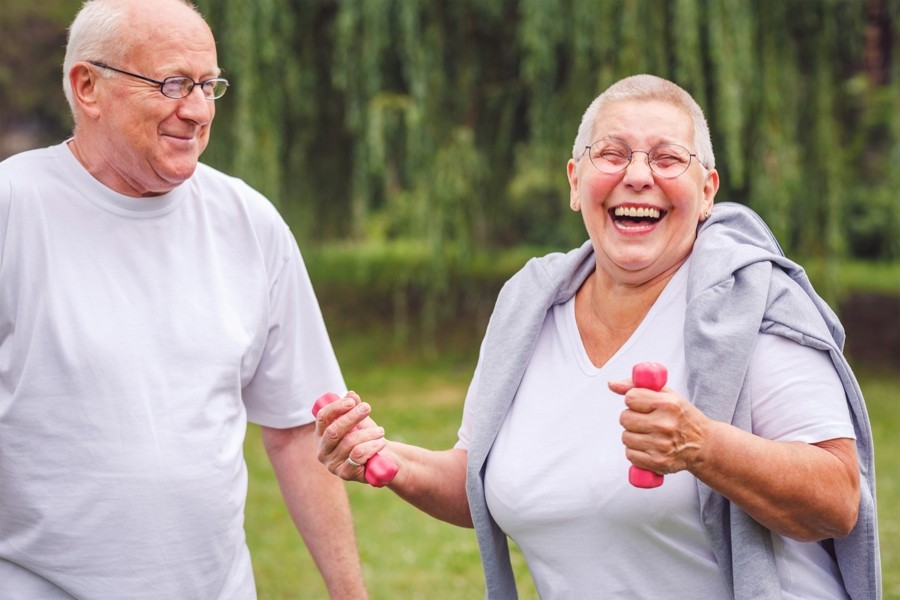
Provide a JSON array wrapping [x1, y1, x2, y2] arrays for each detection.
[[704, 208, 711, 218]]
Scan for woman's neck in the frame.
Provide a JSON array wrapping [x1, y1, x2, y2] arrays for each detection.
[[574, 268, 675, 368]]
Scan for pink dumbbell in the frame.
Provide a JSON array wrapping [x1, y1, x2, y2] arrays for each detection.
[[628, 362, 667, 489], [312, 392, 399, 487]]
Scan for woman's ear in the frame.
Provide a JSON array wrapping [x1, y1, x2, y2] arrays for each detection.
[[567, 159, 581, 212], [699, 169, 719, 221], [703, 169, 719, 203]]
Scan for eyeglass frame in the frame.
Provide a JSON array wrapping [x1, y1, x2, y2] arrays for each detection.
[[581, 138, 704, 179], [87, 61, 229, 100]]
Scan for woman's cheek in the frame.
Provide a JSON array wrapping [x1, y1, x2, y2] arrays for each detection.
[[581, 173, 616, 205]]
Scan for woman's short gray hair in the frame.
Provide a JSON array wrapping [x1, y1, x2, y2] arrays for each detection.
[[571, 74, 715, 170]]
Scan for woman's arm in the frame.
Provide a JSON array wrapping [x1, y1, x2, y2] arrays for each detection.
[[315, 392, 472, 528], [384, 442, 471, 527], [689, 422, 858, 541], [609, 380, 860, 542]]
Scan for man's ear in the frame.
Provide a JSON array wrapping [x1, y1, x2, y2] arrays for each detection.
[[69, 62, 102, 119]]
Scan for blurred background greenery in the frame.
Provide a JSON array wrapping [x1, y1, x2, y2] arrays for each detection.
[[3, 0, 900, 258], [3, 0, 899, 338], [2, 0, 898, 598]]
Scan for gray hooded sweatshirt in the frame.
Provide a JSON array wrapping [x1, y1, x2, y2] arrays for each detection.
[[464, 202, 880, 599]]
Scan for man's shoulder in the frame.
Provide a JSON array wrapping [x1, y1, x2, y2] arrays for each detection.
[[0, 146, 68, 213], [503, 241, 593, 298], [193, 163, 271, 205], [0, 145, 60, 179], [191, 162, 291, 239], [192, 161, 244, 188]]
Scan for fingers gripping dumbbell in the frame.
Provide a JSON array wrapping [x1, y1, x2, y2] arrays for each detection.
[[313, 393, 398, 487], [628, 362, 667, 489]]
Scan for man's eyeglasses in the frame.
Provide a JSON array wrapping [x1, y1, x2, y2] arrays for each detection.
[[583, 138, 702, 179], [88, 61, 229, 100]]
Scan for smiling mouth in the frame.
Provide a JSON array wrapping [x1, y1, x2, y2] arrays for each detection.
[[609, 205, 666, 229]]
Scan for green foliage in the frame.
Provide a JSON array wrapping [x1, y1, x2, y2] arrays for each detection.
[[262, 0, 897, 266], [0, 2, 77, 149], [746, 0, 801, 247], [4, 0, 900, 263], [707, 0, 754, 189], [305, 241, 553, 357]]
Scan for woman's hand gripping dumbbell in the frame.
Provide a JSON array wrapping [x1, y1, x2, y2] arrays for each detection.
[[312, 392, 399, 487], [627, 362, 668, 489]]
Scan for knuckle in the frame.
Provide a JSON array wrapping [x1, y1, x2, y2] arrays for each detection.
[[324, 423, 343, 442]]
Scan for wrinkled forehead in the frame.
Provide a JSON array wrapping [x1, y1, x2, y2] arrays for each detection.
[[120, 0, 217, 64], [592, 99, 695, 145]]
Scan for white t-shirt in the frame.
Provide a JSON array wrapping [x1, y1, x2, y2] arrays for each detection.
[[0, 143, 345, 599], [457, 258, 854, 599]]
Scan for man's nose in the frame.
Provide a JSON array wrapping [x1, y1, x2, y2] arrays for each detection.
[[178, 86, 214, 123]]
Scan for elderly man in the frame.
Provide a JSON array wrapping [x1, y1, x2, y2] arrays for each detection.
[[0, 0, 367, 597]]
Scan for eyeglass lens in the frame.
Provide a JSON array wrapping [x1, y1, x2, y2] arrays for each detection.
[[587, 140, 692, 178], [161, 77, 228, 100]]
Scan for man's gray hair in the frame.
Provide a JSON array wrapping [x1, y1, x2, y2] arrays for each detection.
[[571, 74, 715, 170]]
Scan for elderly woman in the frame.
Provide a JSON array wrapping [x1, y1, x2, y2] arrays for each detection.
[[315, 75, 880, 599]]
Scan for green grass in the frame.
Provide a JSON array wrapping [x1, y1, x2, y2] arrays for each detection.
[[865, 369, 900, 599], [244, 329, 899, 599]]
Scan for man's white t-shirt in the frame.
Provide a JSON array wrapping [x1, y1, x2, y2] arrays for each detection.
[[457, 257, 854, 599], [0, 143, 345, 599]]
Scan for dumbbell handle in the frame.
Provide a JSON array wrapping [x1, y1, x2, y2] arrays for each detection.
[[628, 362, 667, 489], [312, 393, 399, 487]]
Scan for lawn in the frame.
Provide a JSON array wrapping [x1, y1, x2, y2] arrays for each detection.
[[244, 329, 898, 599]]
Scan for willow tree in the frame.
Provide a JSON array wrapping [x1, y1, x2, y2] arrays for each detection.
[[0, 2, 80, 152], [195, 0, 354, 239], [329, 0, 510, 345], [192, 0, 898, 268], [194, 1, 282, 204]]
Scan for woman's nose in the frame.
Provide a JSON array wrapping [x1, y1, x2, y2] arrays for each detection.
[[622, 151, 654, 189]]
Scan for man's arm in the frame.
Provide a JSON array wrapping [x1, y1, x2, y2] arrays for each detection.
[[261, 423, 368, 599]]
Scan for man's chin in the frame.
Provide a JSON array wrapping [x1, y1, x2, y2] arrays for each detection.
[[163, 159, 200, 182], [139, 163, 198, 197]]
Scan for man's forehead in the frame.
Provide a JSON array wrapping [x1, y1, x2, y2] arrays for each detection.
[[122, 0, 212, 41], [119, 2, 217, 68]]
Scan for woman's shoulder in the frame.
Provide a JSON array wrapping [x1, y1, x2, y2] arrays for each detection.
[[505, 241, 594, 293]]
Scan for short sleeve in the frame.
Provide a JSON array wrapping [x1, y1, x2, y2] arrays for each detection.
[[747, 333, 855, 443], [454, 344, 487, 450], [242, 233, 345, 428]]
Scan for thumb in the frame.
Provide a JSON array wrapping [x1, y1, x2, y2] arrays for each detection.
[[607, 379, 633, 396]]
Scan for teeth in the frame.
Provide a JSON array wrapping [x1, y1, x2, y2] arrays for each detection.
[[614, 206, 660, 219]]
